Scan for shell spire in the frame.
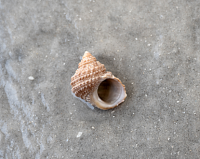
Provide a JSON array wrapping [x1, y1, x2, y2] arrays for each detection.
[[71, 51, 106, 100], [71, 51, 127, 110], [78, 51, 97, 68]]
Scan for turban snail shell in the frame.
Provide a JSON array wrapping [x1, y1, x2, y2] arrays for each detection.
[[70, 51, 127, 110]]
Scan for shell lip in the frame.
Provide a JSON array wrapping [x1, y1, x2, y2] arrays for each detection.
[[90, 77, 127, 110]]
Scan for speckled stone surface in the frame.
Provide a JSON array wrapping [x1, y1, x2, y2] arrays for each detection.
[[0, 0, 200, 158]]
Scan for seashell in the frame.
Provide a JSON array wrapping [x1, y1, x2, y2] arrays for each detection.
[[70, 51, 127, 110]]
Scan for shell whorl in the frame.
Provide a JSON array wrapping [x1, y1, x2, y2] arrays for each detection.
[[71, 51, 106, 100]]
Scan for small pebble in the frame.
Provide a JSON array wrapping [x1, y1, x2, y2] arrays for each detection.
[[28, 76, 34, 80], [77, 132, 82, 138]]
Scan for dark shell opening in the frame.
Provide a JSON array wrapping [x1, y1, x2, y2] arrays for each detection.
[[97, 78, 122, 104]]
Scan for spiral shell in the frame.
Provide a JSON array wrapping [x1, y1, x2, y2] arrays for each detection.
[[70, 51, 127, 110]]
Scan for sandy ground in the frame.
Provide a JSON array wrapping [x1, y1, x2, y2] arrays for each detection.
[[0, 0, 200, 158]]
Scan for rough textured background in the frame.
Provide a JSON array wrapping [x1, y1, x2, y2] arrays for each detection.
[[0, 0, 200, 158]]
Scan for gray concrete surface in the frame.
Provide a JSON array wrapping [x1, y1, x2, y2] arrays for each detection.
[[0, 0, 200, 158]]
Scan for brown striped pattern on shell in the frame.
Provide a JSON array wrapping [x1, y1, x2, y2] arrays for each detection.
[[70, 52, 106, 100]]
